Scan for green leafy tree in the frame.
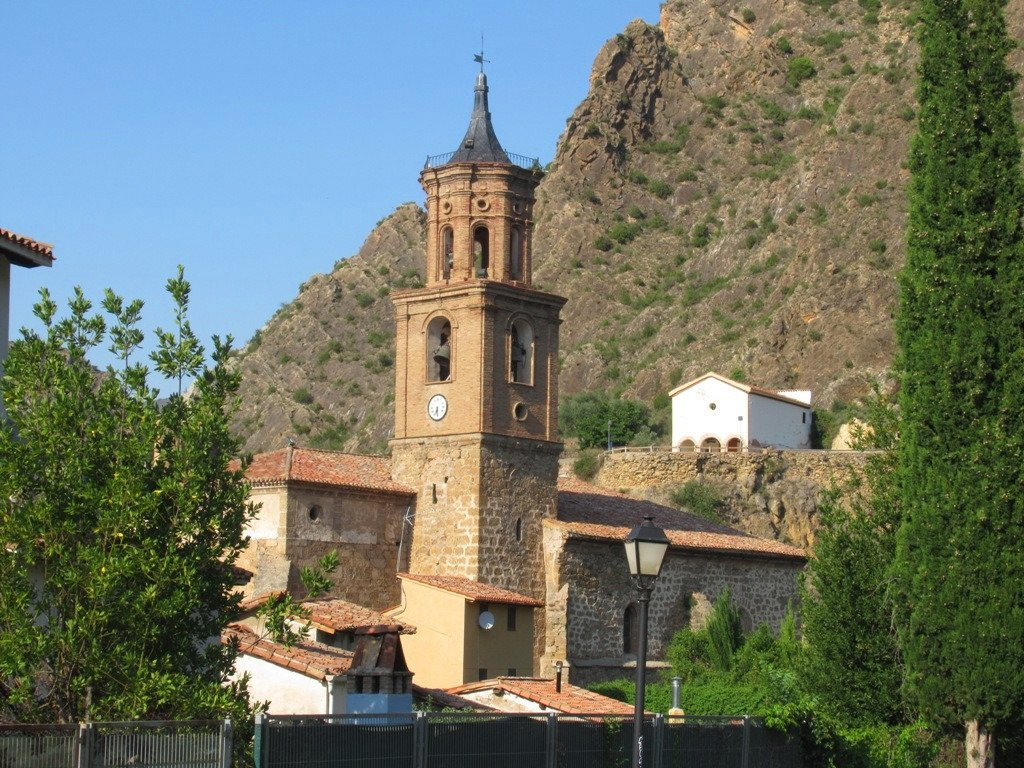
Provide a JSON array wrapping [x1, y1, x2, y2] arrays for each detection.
[[0, 269, 256, 724], [559, 391, 654, 449], [893, 0, 1024, 763], [800, 482, 904, 725], [705, 589, 744, 673]]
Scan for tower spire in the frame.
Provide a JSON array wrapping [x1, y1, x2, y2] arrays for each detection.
[[449, 50, 509, 165]]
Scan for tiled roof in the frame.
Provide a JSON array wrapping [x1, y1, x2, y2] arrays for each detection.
[[412, 684, 493, 711], [224, 624, 353, 681], [556, 478, 805, 561], [303, 598, 415, 635], [447, 677, 637, 715], [668, 371, 810, 408], [237, 590, 287, 613], [398, 573, 544, 607], [242, 446, 414, 495], [0, 228, 54, 258]]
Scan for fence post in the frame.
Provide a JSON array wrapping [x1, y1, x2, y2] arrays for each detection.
[[545, 713, 557, 768], [413, 711, 426, 768], [76, 722, 93, 768], [740, 716, 751, 768], [220, 719, 232, 768], [652, 714, 664, 768], [253, 713, 265, 768]]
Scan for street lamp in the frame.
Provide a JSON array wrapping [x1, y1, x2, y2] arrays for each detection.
[[623, 515, 670, 768]]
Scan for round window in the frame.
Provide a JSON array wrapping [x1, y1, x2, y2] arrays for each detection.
[[441, 200, 452, 214], [512, 402, 528, 421], [475, 197, 490, 211], [709, 402, 717, 411], [308, 505, 322, 522]]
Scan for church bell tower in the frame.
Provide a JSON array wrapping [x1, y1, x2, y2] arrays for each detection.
[[390, 67, 565, 607]]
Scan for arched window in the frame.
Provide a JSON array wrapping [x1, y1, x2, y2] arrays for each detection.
[[473, 227, 489, 277], [700, 437, 721, 453], [623, 603, 638, 655], [427, 316, 452, 382], [678, 439, 696, 453], [441, 227, 454, 280], [726, 437, 742, 453], [509, 228, 522, 280], [509, 319, 534, 384]]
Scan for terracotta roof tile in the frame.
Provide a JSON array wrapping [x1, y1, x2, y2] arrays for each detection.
[[447, 677, 637, 715], [237, 590, 287, 613], [556, 478, 805, 561], [398, 573, 544, 607], [668, 371, 810, 408], [0, 227, 54, 262], [243, 446, 414, 495], [223, 624, 353, 681], [302, 598, 415, 634], [412, 684, 494, 711]]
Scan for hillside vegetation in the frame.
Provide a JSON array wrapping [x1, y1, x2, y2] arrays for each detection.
[[229, 0, 1024, 456]]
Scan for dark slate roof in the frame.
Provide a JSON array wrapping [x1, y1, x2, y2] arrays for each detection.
[[448, 72, 510, 165]]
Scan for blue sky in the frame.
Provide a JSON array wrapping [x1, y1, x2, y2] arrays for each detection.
[[4, 2, 658, 388]]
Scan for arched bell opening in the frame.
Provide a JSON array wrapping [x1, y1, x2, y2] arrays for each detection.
[[509, 318, 534, 384], [473, 226, 489, 278], [509, 227, 522, 281], [440, 226, 454, 280], [427, 316, 452, 382]]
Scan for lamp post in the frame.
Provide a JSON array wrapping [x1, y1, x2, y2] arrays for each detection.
[[623, 515, 669, 768]]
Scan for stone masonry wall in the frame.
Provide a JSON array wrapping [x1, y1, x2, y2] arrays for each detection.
[[283, 485, 410, 611], [555, 536, 803, 687], [593, 449, 870, 548]]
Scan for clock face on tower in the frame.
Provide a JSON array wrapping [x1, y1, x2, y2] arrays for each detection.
[[427, 394, 448, 421]]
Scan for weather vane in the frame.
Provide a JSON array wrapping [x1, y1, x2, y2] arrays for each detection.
[[473, 35, 489, 72]]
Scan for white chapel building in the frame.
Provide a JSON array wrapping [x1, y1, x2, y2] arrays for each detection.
[[670, 372, 812, 452]]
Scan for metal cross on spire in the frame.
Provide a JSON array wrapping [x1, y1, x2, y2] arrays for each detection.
[[473, 36, 489, 72]]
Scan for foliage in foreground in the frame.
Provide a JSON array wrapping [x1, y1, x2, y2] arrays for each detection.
[[588, 590, 964, 767], [0, 270, 256, 726], [892, 0, 1024, 761]]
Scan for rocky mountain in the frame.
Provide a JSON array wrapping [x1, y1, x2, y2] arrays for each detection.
[[230, 0, 1024, 457]]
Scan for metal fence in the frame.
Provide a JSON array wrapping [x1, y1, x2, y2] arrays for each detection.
[[254, 712, 802, 768], [0, 720, 232, 768]]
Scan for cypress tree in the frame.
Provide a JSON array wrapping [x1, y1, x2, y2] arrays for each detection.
[[894, 0, 1024, 763]]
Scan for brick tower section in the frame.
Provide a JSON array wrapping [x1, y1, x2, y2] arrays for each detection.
[[390, 152, 565, 615]]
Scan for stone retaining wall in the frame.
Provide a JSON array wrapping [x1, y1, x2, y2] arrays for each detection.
[[593, 449, 871, 548]]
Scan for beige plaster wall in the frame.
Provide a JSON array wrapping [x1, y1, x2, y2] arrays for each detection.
[[389, 578, 467, 689]]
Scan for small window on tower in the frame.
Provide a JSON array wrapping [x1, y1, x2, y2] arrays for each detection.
[[441, 226, 454, 279], [509, 319, 535, 384], [473, 227, 489, 277], [509, 228, 522, 280], [427, 316, 452, 382]]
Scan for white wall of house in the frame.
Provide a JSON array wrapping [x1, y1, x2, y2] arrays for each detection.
[[233, 654, 345, 714], [748, 393, 812, 449], [671, 374, 812, 450], [671, 377, 749, 450]]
